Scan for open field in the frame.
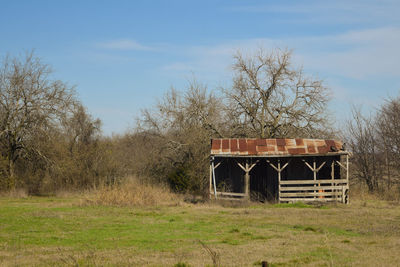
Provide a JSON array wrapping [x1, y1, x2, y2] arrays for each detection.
[[0, 197, 399, 266]]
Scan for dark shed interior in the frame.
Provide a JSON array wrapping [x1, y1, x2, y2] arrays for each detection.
[[214, 155, 342, 202], [210, 138, 349, 203]]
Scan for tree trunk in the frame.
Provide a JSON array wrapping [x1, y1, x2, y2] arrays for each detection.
[[8, 158, 16, 190], [366, 178, 374, 193]]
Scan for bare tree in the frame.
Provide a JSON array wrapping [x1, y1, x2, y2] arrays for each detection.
[[0, 52, 75, 189], [376, 97, 400, 190], [346, 108, 383, 192], [63, 104, 101, 152], [136, 80, 224, 193], [224, 48, 332, 138]]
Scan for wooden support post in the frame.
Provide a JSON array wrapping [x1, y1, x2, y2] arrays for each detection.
[[278, 160, 281, 201], [210, 158, 223, 200], [209, 163, 212, 199], [313, 158, 317, 198], [331, 160, 336, 201], [267, 159, 290, 203], [335, 155, 350, 204], [303, 158, 326, 199], [346, 154, 349, 183], [335, 160, 347, 171], [236, 159, 258, 200], [211, 159, 217, 199], [244, 161, 250, 199], [346, 154, 349, 204], [313, 158, 317, 181]]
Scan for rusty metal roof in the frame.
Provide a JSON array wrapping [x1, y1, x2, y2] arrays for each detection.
[[211, 138, 346, 156]]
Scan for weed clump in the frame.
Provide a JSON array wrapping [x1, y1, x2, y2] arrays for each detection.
[[174, 262, 191, 267], [85, 176, 181, 207]]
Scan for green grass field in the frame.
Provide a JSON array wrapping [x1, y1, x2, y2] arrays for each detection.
[[0, 197, 399, 266]]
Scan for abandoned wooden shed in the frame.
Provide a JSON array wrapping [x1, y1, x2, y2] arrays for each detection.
[[210, 138, 349, 203]]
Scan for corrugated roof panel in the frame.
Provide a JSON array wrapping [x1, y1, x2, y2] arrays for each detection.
[[230, 139, 239, 153], [256, 139, 267, 146], [212, 139, 221, 151], [266, 139, 277, 146], [305, 139, 316, 147], [295, 139, 304, 146], [247, 139, 257, 154], [222, 139, 230, 153], [325, 140, 335, 148], [285, 139, 296, 147], [211, 138, 346, 156], [308, 146, 317, 154], [276, 139, 286, 146]]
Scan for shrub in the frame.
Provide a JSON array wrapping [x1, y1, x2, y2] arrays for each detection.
[[167, 166, 190, 193], [86, 176, 181, 206]]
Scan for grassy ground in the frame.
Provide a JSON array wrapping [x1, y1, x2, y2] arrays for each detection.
[[0, 197, 399, 266]]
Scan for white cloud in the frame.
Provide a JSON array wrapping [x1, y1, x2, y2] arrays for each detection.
[[156, 27, 400, 117], [97, 39, 152, 51], [226, 0, 400, 25], [162, 27, 400, 81], [297, 27, 400, 79]]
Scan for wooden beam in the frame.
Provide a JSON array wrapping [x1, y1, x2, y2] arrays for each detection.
[[280, 191, 343, 197], [236, 161, 246, 172], [303, 160, 314, 171], [280, 185, 349, 191], [279, 198, 342, 202], [217, 192, 247, 197], [280, 179, 348, 185], [215, 197, 244, 201], [281, 161, 290, 171], [248, 160, 259, 172], [236, 160, 258, 172], [214, 162, 221, 169], [316, 161, 326, 172], [267, 159, 290, 172], [267, 160, 279, 172], [336, 160, 347, 170]]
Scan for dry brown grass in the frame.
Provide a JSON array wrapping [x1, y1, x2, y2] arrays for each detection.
[[0, 188, 28, 198], [350, 181, 400, 203], [84, 176, 182, 207]]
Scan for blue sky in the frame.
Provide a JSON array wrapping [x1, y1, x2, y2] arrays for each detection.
[[1, 0, 400, 135]]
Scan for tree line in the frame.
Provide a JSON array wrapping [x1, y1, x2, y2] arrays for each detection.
[[346, 100, 400, 194], [0, 50, 399, 196]]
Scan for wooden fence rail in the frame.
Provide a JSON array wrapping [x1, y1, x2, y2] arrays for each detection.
[[280, 185, 347, 191], [280, 179, 348, 185], [280, 191, 343, 197], [279, 179, 349, 204]]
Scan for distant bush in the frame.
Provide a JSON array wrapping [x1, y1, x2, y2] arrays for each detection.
[[167, 166, 190, 193]]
